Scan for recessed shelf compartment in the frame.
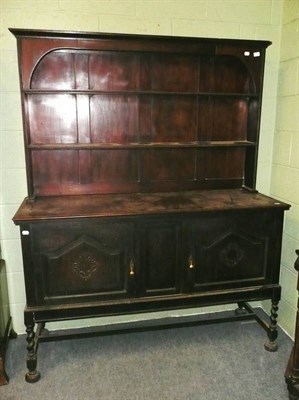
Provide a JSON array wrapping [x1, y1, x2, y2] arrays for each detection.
[[14, 30, 268, 196]]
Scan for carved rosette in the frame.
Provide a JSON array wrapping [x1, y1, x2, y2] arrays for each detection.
[[72, 252, 98, 281], [220, 242, 244, 268]]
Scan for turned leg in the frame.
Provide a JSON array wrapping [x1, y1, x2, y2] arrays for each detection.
[[264, 299, 279, 352], [25, 322, 40, 383]]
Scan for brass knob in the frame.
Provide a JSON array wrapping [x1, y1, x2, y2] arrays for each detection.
[[188, 256, 194, 269], [129, 260, 135, 276]]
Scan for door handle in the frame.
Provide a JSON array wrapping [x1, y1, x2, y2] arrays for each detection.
[[129, 259, 135, 276], [188, 255, 195, 269]]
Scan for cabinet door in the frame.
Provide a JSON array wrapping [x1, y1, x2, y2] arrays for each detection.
[[139, 219, 181, 296], [25, 220, 136, 305], [182, 210, 281, 292]]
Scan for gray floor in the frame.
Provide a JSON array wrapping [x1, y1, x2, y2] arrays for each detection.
[[1, 313, 293, 400]]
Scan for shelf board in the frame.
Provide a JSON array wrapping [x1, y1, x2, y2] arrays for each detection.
[[28, 141, 256, 150], [24, 89, 259, 98]]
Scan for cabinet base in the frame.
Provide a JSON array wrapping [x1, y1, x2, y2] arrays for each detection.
[[24, 303, 278, 382], [35, 303, 271, 342]]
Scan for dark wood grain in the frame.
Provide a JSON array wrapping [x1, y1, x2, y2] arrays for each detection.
[[90, 95, 138, 143], [11, 29, 288, 385], [11, 29, 271, 198], [13, 189, 289, 223], [139, 220, 181, 295]]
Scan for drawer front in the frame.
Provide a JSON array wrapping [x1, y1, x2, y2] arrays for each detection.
[[183, 210, 283, 292], [24, 220, 135, 305]]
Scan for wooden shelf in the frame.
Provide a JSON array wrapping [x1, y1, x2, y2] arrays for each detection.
[[28, 141, 256, 150], [24, 89, 259, 98]]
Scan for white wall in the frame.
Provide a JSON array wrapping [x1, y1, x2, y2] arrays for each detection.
[[0, 0, 285, 333], [269, 0, 299, 338]]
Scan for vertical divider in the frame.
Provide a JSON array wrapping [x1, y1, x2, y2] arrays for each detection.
[[137, 55, 141, 184], [76, 51, 92, 184], [195, 56, 201, 181], [77, 95, 91, 184]]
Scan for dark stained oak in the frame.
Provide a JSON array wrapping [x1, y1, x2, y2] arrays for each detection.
[[10, 28, 271, 199], [10, 28, 289, 384], [13, 189, 288, 222]]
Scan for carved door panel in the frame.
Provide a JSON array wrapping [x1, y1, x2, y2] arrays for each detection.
[[27, 220, 135, 305], [183, 211, 277, 292], [139, 219, 181, 296]]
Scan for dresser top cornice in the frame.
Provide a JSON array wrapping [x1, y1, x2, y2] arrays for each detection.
[[9, 27, 271, 47]]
